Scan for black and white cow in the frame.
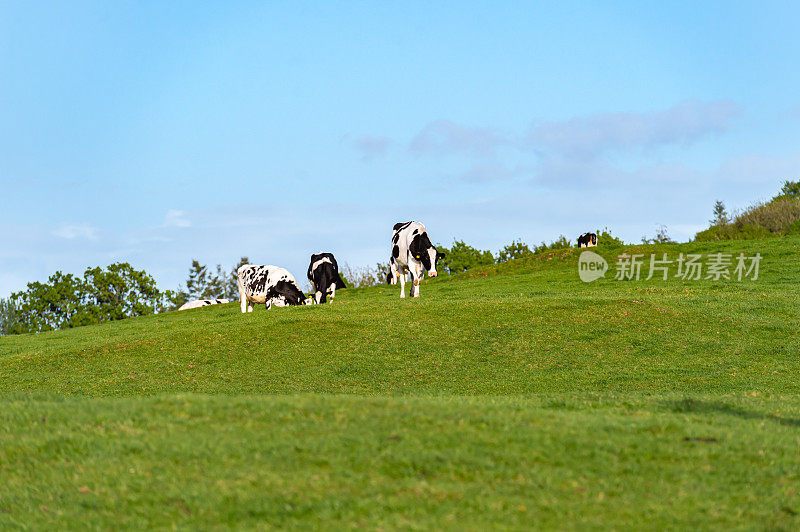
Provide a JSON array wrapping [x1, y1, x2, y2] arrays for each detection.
[[178, 298, 229, 311], [577, 232, 597, 248], [237, 264, 310, 312], [389, 221, 445, 298], [307, 252, 347, 304]]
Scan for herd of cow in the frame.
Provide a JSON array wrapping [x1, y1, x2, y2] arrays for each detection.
[[178, 223, 599, 312]]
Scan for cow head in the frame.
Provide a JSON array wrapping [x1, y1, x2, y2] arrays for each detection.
[[410, 232, 445, 277], [265, 280, 308, 309]]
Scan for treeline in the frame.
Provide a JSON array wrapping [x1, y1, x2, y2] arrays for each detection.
[[0, 263, 171, 334], [0, 258, 250, 335], [695, 180, 800, 241]]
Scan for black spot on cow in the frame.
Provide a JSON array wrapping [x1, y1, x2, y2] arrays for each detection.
[[393, 221, 412, 232], [392, 232, 399, 244], [392, 245, 400, 258]]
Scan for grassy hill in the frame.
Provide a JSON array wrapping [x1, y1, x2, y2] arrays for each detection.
[[2, 237, 799, 529]]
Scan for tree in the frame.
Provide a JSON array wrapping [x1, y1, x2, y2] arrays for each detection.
[[8, 264, 171, 334], [778, 180, 800, 200], [0, 298, 20, 335], [83, 263, 167, 321], [11, 271, 93, 333], [496, 240, 533, 263], [595, 228, 624, 247], [185, 260, 210, 299], [438, 240, 494, 274], [536, 235, 571, 252], [641, 224, 676, 244], [710, 200, 730, 226]]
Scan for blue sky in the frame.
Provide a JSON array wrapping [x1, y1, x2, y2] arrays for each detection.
[[2, 1, 799, 297]]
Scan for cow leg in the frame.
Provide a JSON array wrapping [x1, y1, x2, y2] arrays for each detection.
[[315, 291, 323, 304], [410, 268, 421, 298], [398, 269, 406, 298], [329, 284, 335, 303], [247, 301, 254, 312], [239, 284, 248, 313]]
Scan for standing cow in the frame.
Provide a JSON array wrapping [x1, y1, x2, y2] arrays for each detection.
[[389, 221, 445, 298], [577, 232, 598, 248], [307, 252, 347, 304], [237, 264, 310, 312]]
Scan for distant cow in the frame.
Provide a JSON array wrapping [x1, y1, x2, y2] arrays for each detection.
[[578, 232, 597, 248], [307, 252, 347, 304], [237, 264, 310, 312], [389, 221, 445, 298], [178, 299, 229, 311]]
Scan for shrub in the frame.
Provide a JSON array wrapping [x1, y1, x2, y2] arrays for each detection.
[[496, 240, 534, 263], [437, 240, 494, 274]]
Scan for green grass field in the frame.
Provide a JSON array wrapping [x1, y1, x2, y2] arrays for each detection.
[[2, 237, 799, 529]]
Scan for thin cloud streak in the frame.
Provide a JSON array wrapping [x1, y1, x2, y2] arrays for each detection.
[[409, 120, 508, 157]]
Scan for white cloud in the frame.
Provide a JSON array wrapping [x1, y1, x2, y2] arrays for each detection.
[[163, 209, 191, 228], [52, 223, 98, 240], [525, 99, 739, 160]]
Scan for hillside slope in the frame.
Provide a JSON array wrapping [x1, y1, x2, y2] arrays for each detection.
[[1, 237, 799, 528]]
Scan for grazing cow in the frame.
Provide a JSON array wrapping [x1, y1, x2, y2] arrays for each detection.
[[577, 232, 597, 248], [178, 299, 229, 311], [389, 221, 445, 298], [237, 264, 310, 312], [307, 252, 347, 304]]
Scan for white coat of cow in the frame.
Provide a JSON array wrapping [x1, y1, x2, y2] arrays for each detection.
[[237, 264, 309, 312]]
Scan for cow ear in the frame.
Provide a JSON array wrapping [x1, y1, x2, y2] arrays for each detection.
[[437, 251, 446, 259]]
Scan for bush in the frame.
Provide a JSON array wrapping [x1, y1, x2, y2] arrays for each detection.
[[536, 235, 571, 252], [695, 195, 800, 242], [340, 264, 381, 288], [437, 240, 494, 274], [496, 240, 534, 263]]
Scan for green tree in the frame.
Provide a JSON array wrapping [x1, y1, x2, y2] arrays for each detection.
[[83, 263, 167, 321], [185, 260, 210, 300], [710, 200, 730, 226], [777, 179, 800, 200], [0, 297, 20, 335], [11, 271, 93, 333], [594, 228, 624, 247], [496, 240, 533, 263], [9, 264, 171, 333], [438, 240, 494, 274], [536, 235, 571, 252]]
